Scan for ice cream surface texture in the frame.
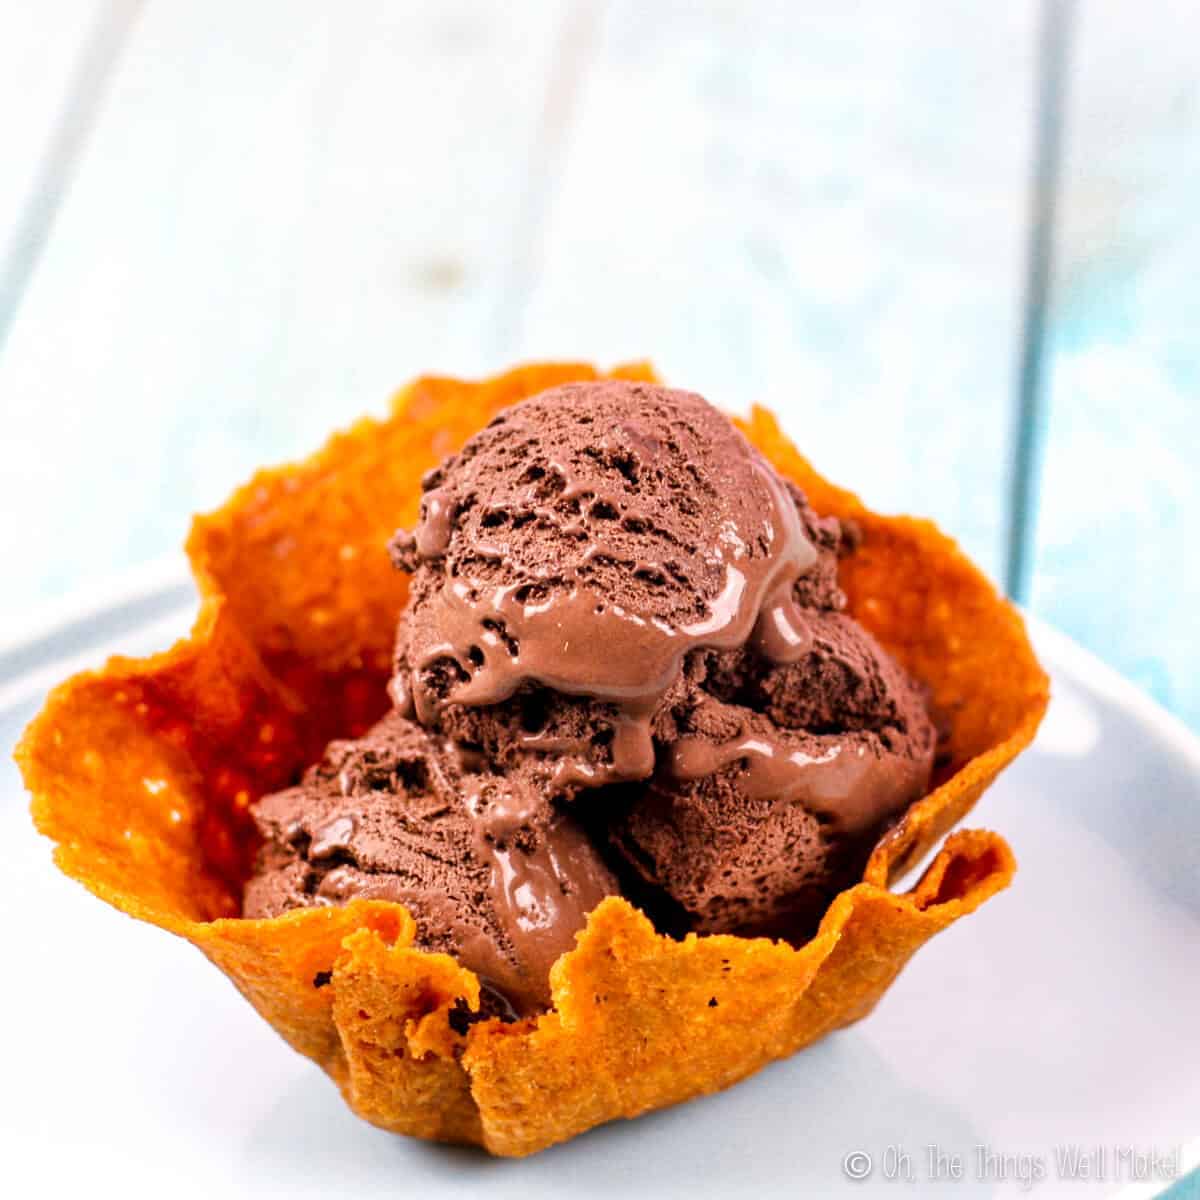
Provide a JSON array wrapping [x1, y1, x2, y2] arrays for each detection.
[[244, 381, 937, 1013]]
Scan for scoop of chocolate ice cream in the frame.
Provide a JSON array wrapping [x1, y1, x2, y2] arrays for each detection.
[[388, 380, 829, 792], [243, 710, 618, 1016], [604, 609, 936, 939]]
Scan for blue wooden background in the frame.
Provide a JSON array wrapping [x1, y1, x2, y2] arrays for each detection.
[[0, 0, 1196, 731]]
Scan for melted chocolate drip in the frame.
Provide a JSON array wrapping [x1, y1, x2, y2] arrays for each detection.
[[667, 729, 928, 837], [457, 772, 612, 1013]]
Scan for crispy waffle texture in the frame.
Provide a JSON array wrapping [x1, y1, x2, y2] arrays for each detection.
[[18, 362, 1048, 1157]]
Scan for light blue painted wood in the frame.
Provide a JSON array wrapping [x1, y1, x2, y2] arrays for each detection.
[[0, 1, 112, 325], [0, 0, 1038, 633], [1031, 0, 1200, 729], [0, 0, 573, 626], [515, 0, 1040, 585]]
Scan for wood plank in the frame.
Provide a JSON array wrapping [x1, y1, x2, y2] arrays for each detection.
[[0, 0, 570, 623], [514, 0, 1040, 584], [1031, 0, 1200, 727], [0, 0, 116, 326]]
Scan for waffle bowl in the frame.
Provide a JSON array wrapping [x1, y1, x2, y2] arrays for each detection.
[[17, 362, 1049, 1157]]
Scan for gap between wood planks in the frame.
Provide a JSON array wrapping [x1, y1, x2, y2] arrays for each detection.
[[1005, 0, 1075, 603], [0, 0, 144, 354]]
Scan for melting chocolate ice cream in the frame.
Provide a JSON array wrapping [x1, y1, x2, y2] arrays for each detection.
[[244, 382, 936, 1015]]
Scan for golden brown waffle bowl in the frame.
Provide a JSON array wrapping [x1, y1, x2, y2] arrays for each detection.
[[17, 362, 1049, 1157]]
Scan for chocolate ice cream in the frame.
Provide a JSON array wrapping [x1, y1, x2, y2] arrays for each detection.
[[243, 710, 617, 1016], [605, 608, 935, 938], [245, 380, 936, 1016], [388, 381, 825, 790]]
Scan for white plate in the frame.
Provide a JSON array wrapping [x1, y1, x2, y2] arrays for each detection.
[[2, 572, 1198, 1199]]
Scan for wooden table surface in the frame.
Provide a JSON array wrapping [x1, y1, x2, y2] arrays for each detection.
[[0, 0, 1196, 730]]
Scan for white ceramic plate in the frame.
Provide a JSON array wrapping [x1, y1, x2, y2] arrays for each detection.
[[2, 570, 1198, 1199]]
